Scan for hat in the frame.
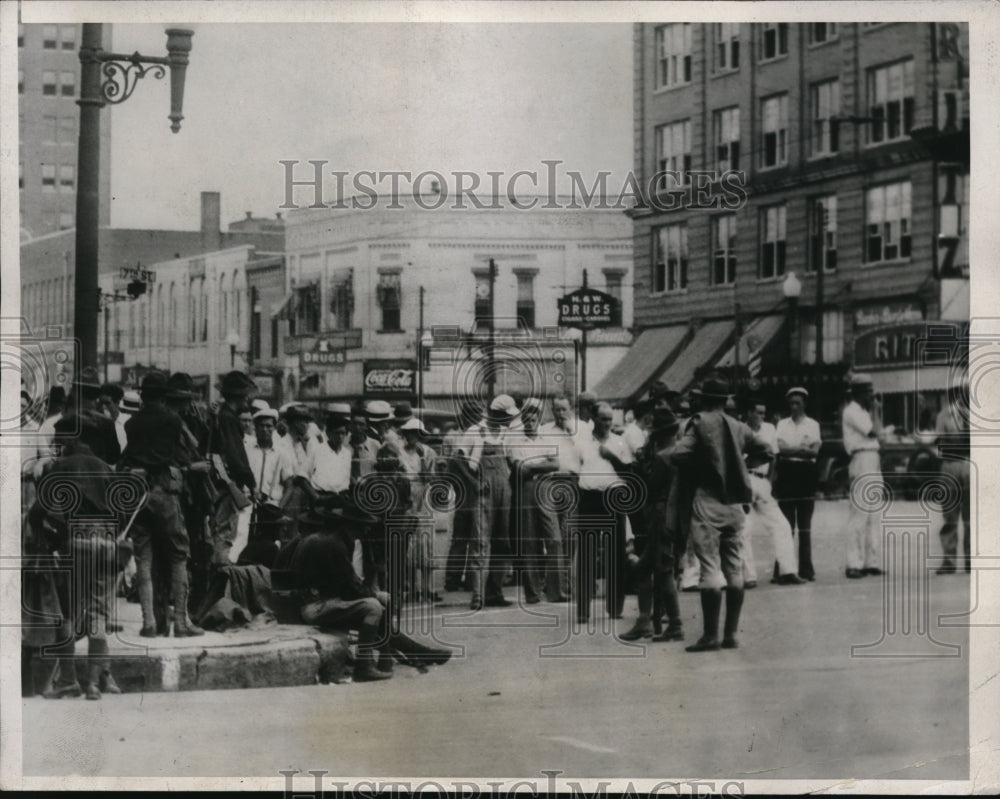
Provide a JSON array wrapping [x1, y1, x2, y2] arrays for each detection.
[[284, 404, 313, 421], [699, 376, 733, 400], [786, 387, 809, 401], [72, 366, 102, 396], [577, 390, 598, 407], [253, 408, 279, 423], [166, 372, 197, 400], [325, 401, 352, 418], [98, 383, 124, 403], [251, 398, 271, 413], [850, 373, 874, 389], [139, 371, 170, 397], [120, 390, 141, 414], [399, 417, 427, 434], [218, 370, 256, 397], [393, 401, 414, 423], [365, 400, 393, 421], [487, 394, 518, 422], [278, 402, 297, 416], [650, 407, 680, 435], [520, 397, 543, 416]]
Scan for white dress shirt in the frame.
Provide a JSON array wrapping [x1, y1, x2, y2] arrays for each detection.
[[776, 415, 822, 456], [246, 440, 296, 504], [621, 422, 649, 458], [538, 420, 584, 474], [577, 430, 632, 491], [842, 400, 880, 456], [308, 441, 354, 492]]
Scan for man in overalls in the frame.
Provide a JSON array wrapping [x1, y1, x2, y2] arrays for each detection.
[[456, 395, 517, 610]]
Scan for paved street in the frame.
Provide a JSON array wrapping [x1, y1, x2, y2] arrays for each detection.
[[22, 500, 970, 781]]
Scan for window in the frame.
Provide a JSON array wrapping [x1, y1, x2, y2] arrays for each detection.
[[811, 79, 841, 156], [653, 224, 688, 293], [189, 282, 198, 343], [759, 205, 787, 279], [128, 302, 136, 349], [808, 23, 838, 44], [43, 25, 57, 49], [61, 26, 76, 50], [294, 282, 321, 335], [515, 272, 536, 328], [60, 71, 75, 98], [711, 216, 737, 285], [868, 59, 914, 144], [800, 310, 845, 363], [714, 107, 740, 171], [760, 94, 788, 168], [603, 271, 624, 325], [41, 165, 56, 191], [759, 23, 788, 61], [250, 287, 261, 361], [200, 283, 208, 342], [58, 212, 73, 230], [808, 195, 837, 272], [714, 23, 740, 71], [654, 120, 691, 189], [866, 182, 912, 262], [655, 24, 692, 89], [18, 24, 24, 47], [474, 272, 491, 324], [329, 269, 354, 331], [59, 165, 74, 190], [43, 71, 57, 96], [377, 272, 402, 332], [18, 70, 24, 94], [271, 317, 279, 358], [42, 114, 58, 143], [19, 162, 24, 190], [59, 117, 76, 144]]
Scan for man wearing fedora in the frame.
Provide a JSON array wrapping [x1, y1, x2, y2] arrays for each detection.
[[454, 395, 518, 609], [208, 370, 257, 566], [841, 373, 885, 579], [670, 375, 771, 651], [58, 367, 121, 466], [934, 380, 971, 574], [121, 372, 207, 637]]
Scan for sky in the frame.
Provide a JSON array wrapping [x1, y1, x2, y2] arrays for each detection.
[[95, 23, 633, 231]]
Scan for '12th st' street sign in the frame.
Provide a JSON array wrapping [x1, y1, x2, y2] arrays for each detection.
[[557, 287, 619, 329]]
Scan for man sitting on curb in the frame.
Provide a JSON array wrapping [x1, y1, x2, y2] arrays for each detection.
[[277, 505, 452, 681]]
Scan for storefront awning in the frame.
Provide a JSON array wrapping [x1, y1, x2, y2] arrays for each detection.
[[870, 366, 958, 395], [653, 319, 734, 393], [715, 315, 785, 368], [591, 325, 688, 406], [271, 293, 295, 320]]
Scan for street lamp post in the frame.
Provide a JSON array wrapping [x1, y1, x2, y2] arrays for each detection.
[[782, 271, 803, 365], [226, 330, 241, 370], [73, 25, 193, 372]]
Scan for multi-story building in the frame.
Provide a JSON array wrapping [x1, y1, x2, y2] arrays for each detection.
[[18, 22, 112, 240], [598, 21, 969, 432], [279, 200, 634, 413]]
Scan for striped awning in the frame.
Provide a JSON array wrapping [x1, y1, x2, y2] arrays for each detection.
[[591, 325, 689, 406], [716, 315, 786, 369], [271, 293, 296, 320], [653, 319, 735, 394]]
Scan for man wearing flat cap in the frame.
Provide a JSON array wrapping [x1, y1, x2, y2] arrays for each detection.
[[841, 373, 885, 579]]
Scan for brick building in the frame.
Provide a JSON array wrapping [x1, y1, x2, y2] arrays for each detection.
[[597, 21, 969, 433]]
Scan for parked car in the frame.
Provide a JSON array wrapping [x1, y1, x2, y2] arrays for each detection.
[[818, 434, 941, 501]]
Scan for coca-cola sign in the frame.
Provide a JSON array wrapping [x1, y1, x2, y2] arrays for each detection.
[[363, 359, 416, 397]]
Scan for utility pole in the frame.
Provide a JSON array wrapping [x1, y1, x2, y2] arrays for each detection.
[[815, 203, 826, 424], [486, 257, 497, 399], [580, 269, 589, 392], [417, 284, 425, 410]]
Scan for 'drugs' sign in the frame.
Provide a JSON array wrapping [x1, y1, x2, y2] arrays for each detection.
[[557, 287, 620, 329]]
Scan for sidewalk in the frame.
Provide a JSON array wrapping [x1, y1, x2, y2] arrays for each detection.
[[79, 597, 352, 693]]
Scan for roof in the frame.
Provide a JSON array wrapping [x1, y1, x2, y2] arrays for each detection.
[[591, 325, 688, 406]]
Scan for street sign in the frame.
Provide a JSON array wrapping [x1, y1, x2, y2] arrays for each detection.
[[557, 287, 619, 329], [301, 349, 346, 368], [364, 359, 416, 397], [120, 265, 156, 283]]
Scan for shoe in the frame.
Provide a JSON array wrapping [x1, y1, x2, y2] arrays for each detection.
[[377, 652, 395, 674], [139, 626, 158, 638], [744, 581, 757, 590], [651, 627, 684, 642], [845, 568, 864, 579], [85, 683, 102, 700], [484, 596, 512, 608], [525, 596, 541, 605], [353, 663, 393, 682], [619, 619, 654, 641], [936, 561, 956, 575], [777, 574, 807, 585], [99, 672, 122, 695], [804, 575, 816, 582], [469, 597, 483, 611], [156, 622, 170, 637], [42, 682, 82, 699], [685, 637, 721, 652], [862, 567, 884, 576], [173, 621, 205, 637], [106, 622, 124, 633], [721, 636, 739, 650], [548, 594, 571, 603]]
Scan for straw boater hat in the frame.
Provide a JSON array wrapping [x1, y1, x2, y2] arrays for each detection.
[[399, 417, 427, 434], [849, 373, 874, 390], [120, 390, 141, 414], [487, 394, 518, 423], [252, 407, 279, 423], [365, 400, 393, 422], [786, 386, 809, 401], [325, 402, 352, 420], [520, 397, 543, 416], [251, 398, 271, 413]]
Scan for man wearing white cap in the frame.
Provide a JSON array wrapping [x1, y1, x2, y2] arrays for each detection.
[[775, 387, 821, 581], [454, 394, 517, 609], [841, 373, 884, 579]]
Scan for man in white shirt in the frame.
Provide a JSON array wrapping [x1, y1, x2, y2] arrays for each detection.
[[841, 373, 884, 579], [775, 387, 822, 581], [744, 401, 805, 586], [308, 415, 354, 494], [283, 405, 321, 477], [575, 401, 633, 622], [575, 391, 597, 435], [621, 398, 652, 459]]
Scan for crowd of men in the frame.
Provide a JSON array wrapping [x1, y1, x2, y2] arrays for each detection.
[[19, 362, 971, 696]]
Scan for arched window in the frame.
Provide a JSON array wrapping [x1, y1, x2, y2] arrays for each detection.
[[219, 272, 230, 340], [168, 283, 177, 347], [189, 279, 198, 343], [233, 269, 242, 338], [200, 278, 208, 341]]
